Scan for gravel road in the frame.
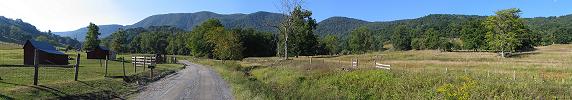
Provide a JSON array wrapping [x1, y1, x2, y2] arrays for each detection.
[[133, 60, 233, 100]]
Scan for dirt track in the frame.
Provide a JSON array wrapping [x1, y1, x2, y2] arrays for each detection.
[[133, 60, 233, 100]]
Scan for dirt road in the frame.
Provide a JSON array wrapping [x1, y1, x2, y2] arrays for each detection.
[[133, 60, 233, 100]]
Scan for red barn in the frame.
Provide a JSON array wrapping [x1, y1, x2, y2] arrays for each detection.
[[23, 40, 69, 65], [87, 46, 110, 59]]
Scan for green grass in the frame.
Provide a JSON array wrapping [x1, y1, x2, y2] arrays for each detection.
[[194, 44, 572, 99], [0, 48, 185, 99]]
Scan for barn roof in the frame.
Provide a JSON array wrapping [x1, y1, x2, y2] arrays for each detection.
[[98, 46, 110, 51], [25, 40, 66, 55]]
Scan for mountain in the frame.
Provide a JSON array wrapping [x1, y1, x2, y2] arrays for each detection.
[[58, 11, 572, 44], [53, 24, 123, 41], [315, 17, 369, 37], [0, 16, 80, 46], [126, 11, 283, 32]]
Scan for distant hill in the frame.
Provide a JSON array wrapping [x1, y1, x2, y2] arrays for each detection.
[[126, 11, 283, 32], [0, 16, 80, 47], [56, 11, 572, 44], [53, 24, 123, 41], [315, 17, 369, 37]]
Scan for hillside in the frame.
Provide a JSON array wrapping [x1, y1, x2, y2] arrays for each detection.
[[315, 17, 369, 37], [53, 24, 123, 41], [56, 11, 572, 43], [0, 16, 80, 46], [126, 11, 283, 32]]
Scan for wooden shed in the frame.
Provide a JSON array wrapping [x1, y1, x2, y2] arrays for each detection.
[[87, 46, 110, 59], [23, 40, 69, 65]]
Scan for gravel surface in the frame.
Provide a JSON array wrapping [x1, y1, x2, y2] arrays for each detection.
[[133, 60, 233, 100]]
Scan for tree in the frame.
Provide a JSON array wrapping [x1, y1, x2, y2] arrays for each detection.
[[321, 34, 340, 55], [484, 8, 531, 57], [110, 29, 127, 53], [187, 19, 223, 58], [277, 5, 319, 57], [348, 26, 372, 53], [236, 29, 277, 57], [209, 28, 244, 60], [391, 25, 412, 51], [167, 32, 190, 55], [139, 31, 169, 54], [277, 0, 305, 60], [424, 28, 441, 49], [460, 18, 487, 51], [83, 23, 101, 50]]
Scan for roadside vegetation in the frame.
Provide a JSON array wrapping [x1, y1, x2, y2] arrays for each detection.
[[0, 48, 185, 99], [194, 44, 572, 99]]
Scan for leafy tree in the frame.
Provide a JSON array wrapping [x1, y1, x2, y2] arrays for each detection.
[[110, 29, 127, 53], [391, 25, 412, 51], [424, 28, 442, 49], [235, 28, 277, 57], [460, 19, 487, 51], [166, 32, 190, 55], [348, 26, 373, 53], [187, 19, 223, 58], [83, 23, 101, 50], [484, 8, 531, 57], [554, 27, 572, 44], [208, 27, 244, 60], [128, 36, 141, 53], [278, 5, 319, 58], [139, 31, 169, 54], [321, 34, 340, 55]]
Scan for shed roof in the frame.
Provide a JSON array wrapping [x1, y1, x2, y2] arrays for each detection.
[[25, 40, 66, 55]]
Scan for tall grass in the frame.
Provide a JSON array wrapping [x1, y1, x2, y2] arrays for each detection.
[[195, 44, 572, 99], [0, 49, 185, 99]]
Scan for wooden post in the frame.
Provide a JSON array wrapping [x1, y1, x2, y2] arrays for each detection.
[[99, 59, 102, 67], [143, 57, 146, 70], [513, 71, 516, 80], [33, 49, 39, 85], [133, 56, 137, 73], [150, 68, 154, 79], [445, 68, 448, 73], [309, 57, 312, 64], [105, 55, 108, 77], [74, 53, 80, 81], [122, 57, 126, 79]]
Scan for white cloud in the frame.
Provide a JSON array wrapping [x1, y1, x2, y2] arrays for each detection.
[[0, 0, 128, 32]]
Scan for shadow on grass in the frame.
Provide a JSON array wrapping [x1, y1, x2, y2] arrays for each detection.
[[510, 52, 540, 58], [0, 81, 67, 98], [0, 64, 75, 68], [0, 93, 15, 100]]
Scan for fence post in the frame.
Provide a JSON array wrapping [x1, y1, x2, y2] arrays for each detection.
[[486, 70, 490, 78], [133, 56, 137, 73], [122, 57, 126, 79], [99, 59, 102, 67], [513, 71, 516, 80], [143, 57, 146, 70], [105, 55, 108, 77], [309, 56, 312, 64], [445, 68, 448, 73], [33, 49, 39, 85], [74, 53, 80, 81]]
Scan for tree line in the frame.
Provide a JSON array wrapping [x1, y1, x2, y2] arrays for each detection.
[[79, 8, 572, 60]]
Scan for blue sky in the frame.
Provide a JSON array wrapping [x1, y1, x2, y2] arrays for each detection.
[[1, 0, 571, 32]]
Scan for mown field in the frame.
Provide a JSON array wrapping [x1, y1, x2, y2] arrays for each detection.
[[194, 44, 572, 99], [0, 45, 185, 99]]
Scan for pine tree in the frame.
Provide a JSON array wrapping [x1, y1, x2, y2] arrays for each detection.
[[83, 23, 100, 50]]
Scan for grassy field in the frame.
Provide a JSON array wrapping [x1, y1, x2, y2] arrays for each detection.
[[0, 48, 185, 99], [194, 44, 572, 99]]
